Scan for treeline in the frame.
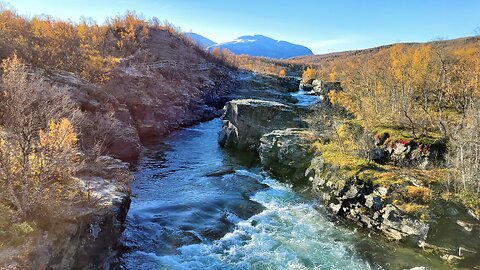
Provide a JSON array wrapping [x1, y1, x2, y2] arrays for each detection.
[[223, 53, 300, 77], [303, 41, 480, 199]]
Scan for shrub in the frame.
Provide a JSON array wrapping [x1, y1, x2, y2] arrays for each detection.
[[404, 186, 432, 203]]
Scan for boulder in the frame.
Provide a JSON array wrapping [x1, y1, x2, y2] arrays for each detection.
[[311, 80, 341, 93], [278, 76, 301, 92], [259, 129, 317, 183], [218, 99, 305, 150], [369, 148, 388, 163], [306, 155, 430, 242], [299, 78, 315, 91]]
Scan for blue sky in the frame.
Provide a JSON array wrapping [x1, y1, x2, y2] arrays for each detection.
[[5, 0, 480, 54]]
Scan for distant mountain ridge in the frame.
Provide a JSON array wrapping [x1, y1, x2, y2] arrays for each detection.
[[291, 36, 480, 64], [185, 32, 217, 48], [185, 32, 314, 59]]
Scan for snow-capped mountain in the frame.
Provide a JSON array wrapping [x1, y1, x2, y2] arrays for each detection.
[[184, 32, 313, 59], [208, 34, 313, 59]]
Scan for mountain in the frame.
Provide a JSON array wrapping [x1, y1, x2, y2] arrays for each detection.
[[209, 34, 314, 59], [185, 32, 216, 48]]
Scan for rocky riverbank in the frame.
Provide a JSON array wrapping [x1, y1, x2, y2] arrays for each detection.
[[218, 76, 480, 268], [0, 157, 131, 269]]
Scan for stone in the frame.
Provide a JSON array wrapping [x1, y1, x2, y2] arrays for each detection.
[[330, 203, 341, 214], [375, 187, 389, 197], [345, 185, 358, 199], [456, 220, 474, 232], [365, 195, 382, 211], [218, 99, 305, 150], [218, 121, 239, 148], [447, 207, 460, 216], [369, 148, 387, 163], [441, 254, 463, 264], [206, 166, 236, 177], [393, 143, 410, 158], [259, 129, 317, 183]]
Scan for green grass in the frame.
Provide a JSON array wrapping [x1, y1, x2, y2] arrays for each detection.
[[0, 204, 36, 247], [373, 124, 443, 145]]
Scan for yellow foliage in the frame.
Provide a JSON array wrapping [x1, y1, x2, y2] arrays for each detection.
[[278, 69, 286, 78], [399, 203, 429, 219], [302, 67, 316, 81], [404, 186, 432, 202], [39, 118, 78, 153], [328, 66, 336, 81]]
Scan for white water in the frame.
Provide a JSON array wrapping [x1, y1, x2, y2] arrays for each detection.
[[120, 166, 376, 269]]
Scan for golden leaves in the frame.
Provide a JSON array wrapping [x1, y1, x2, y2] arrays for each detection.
[[302, 67, 316, 81], [39, 118, 78, 154]]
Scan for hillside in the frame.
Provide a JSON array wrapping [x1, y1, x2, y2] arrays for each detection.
[[290, 36, 480, 65]]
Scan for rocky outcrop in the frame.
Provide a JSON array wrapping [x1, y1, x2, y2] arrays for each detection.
[[218, 99, 305, 150], [299, 79, 342, 104], [40, 28, 237, 161], [0, 157, 132, 270], [278, 76, 301, 92], [299, 78, 315, 91], [373, 134, 446, 169], [259, 129, 316, 183], [306, 155, 430, 242]]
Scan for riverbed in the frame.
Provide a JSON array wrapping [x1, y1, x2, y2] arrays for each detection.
[[114, 91, 452, 269]]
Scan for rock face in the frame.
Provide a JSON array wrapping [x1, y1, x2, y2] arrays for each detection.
[[49, 157, 131, 270], [0, 156, 132, 270], [306, 155, 430, 242], [218, 99, 305, 150], [259, 129, 316, 183], [299, 79, 342, 104], [278, 76, 301, 92], [41, 28, 237, 161], [371, 133, 447, 168]]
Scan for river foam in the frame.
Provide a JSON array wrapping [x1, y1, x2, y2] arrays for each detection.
[[124, 171, 376, 270]]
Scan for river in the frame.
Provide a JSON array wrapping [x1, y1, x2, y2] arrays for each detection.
[[114, 91, 451, 270]]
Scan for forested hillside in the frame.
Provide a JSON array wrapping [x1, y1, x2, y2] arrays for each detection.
[[299, 37, 480, 217]]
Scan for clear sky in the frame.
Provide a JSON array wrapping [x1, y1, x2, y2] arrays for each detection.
[[4, 0, 480, 54]]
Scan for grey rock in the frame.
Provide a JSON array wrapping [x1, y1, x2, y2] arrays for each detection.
[[218, 99, 305, 150], [259, 128, 316, 183], [218, 121, 238, 147], [447, 207, 459, 217], [345, 185, 358, 199], [369, 148, 387, 162], [365, 195, 382, 211], [206, 166, 236, 177]]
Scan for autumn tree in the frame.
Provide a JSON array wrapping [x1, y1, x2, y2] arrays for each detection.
[[302, 67, 316, 82], [212, 47, 221, 59], [0, 56, 80, 219]]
